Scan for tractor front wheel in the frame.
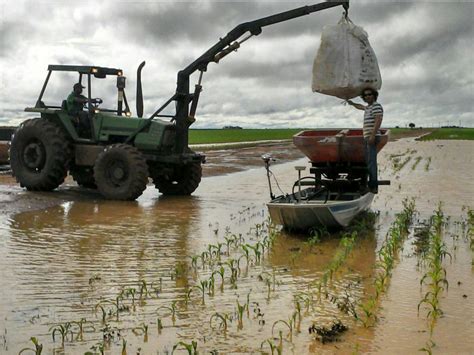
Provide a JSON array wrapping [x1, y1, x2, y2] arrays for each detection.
[[151, 162, 202, 195], [10, 118, 71, 191], [94, 144, 149, 200]]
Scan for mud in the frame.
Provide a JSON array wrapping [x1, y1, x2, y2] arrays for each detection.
[[0, 138, 473, 354]]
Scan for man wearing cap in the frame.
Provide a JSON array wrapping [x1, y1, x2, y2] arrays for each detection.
[[66, 83, 89, 136], [346, 88, 384, 194]]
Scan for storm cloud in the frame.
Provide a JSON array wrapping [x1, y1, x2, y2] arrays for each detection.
[[0, 0, 473, 128]]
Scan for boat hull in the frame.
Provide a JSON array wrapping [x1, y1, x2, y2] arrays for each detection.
[[267, 192, 374, 230]]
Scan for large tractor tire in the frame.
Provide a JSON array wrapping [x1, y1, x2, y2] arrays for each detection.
[[151, 162, 202, 195], [70, 165, 96, 189], [94, 144, 149, 200], [10, 118, 71, 191]]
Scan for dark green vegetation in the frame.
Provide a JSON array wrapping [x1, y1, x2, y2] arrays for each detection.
[[418, 128, 474, 141], [189, 129, 303, 144]]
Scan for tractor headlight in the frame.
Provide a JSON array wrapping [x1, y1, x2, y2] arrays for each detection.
[[125, 111, 131, 117], [94, 109, 100, 114], [91, 68, 98, 73]]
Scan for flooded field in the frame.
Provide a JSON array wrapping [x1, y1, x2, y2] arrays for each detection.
[[0, 138, 473, 354]]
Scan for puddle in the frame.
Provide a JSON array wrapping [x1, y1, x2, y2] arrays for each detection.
[[0, 138, 473, 354]]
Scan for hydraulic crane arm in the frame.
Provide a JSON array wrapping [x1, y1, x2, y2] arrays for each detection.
[[181, 1, 349, 76], [128, 1, 349, 150]]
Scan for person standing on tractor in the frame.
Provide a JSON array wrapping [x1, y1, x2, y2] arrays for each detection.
[[346, 88, 383, 193], [66, 83, 90, 136]]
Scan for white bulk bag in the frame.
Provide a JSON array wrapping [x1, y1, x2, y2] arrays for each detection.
[[312, 16, 382, 99]]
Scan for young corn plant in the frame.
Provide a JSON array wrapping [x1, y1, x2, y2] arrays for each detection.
[[272, 312, 297, 343], [411, 156, 423, 170], [194, 280, 209, 304], [314, 231, 357, 297], [49, 322, 74, 345], [70, 318, 95, 340], [260, 338, 283, 355], [356, 198, 416, 326], [418, 204, 451, 334], [209, 312, 231, 333], [424, 157, 432, 171], [172, 340, 198, 355], [19, 337, 43, 355], [235, 299, 248, 330], [212, 266, 226, 292], [156, 300, 178, 324], [132, 323, 149, 342]]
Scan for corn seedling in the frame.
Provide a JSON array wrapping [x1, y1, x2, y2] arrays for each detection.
[[212, 266, 226, 291], [138, 280, 149, 299], [70, 318, 95, 340], [314, 231, 357, 297], [356, 199, 416, 326], [121, 338, 127, 355], [210, 312, 231, 333], [172, 340, 198, 355], [418, 204, 451, 334], [123, 287, 137, 306], [411, 156, 423, 170], [156, 300, 178, 323], [194, 280, 208, 304], [189, 255, 200, 271], [424, 157, 432, 171], [49, 322, 73, 344], [236, 299, 248, 330], [19, 337, 43, 355], [87, 342, 105, 355], [260, 338, 282, 355], [239, 244, 252, 266], [272, 313, 296, 342], [132, 323, 148, 342], [157, 318, 163, 332]]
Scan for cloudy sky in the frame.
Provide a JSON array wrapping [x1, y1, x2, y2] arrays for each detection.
[[0, 0, 473, 129]]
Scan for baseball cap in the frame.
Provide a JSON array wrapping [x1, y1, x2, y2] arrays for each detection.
[[73, 83, 85, 89]]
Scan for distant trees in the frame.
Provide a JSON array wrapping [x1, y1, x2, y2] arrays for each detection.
[[409, 123, 416, 129], [223, 126, 242, 129]]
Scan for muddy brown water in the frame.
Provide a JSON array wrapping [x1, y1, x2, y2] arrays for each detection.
[[0, 138, 473, 354]]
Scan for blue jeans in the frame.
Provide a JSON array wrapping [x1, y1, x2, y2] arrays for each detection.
[[364, 137, 378, 189]]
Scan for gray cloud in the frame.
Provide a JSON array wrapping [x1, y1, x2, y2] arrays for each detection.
[[0, 0, 473, 129]]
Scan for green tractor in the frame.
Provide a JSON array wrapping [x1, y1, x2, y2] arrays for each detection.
[[9, 1, 348, 200], [10, 64, 204, 200]]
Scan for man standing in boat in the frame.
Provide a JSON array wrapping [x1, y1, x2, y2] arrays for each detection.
[[346, 88, 383, 193]]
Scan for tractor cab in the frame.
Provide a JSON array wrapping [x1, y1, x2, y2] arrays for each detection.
[[25, 65, 133, 142]]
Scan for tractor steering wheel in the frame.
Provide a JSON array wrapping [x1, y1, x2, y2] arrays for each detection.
[[91, 98, 103, 108]]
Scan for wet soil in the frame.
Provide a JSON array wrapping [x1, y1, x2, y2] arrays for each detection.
[[0, 137, 473, 354]]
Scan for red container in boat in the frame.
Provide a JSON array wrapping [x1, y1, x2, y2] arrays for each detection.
[[293, 129, 389, 163]]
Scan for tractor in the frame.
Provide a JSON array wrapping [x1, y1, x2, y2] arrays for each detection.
[[10, 1, 349, 200]]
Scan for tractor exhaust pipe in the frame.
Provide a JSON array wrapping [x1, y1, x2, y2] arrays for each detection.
[[136, 61, 146, 117]]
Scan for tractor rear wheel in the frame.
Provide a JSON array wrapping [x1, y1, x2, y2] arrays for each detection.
[[94, 144, 149, 200], [151, 162, 202, 195], [10, 118, 71, 191], [70, 165, 96, 189]]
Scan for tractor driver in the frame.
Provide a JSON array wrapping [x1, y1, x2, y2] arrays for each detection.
[[66, 83, 90, 137]]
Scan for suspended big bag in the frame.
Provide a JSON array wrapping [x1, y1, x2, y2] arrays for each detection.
[[312, 16, 382, 99]]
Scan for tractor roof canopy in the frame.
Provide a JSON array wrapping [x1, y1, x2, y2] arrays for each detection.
[[47, 65, 122, 77]]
